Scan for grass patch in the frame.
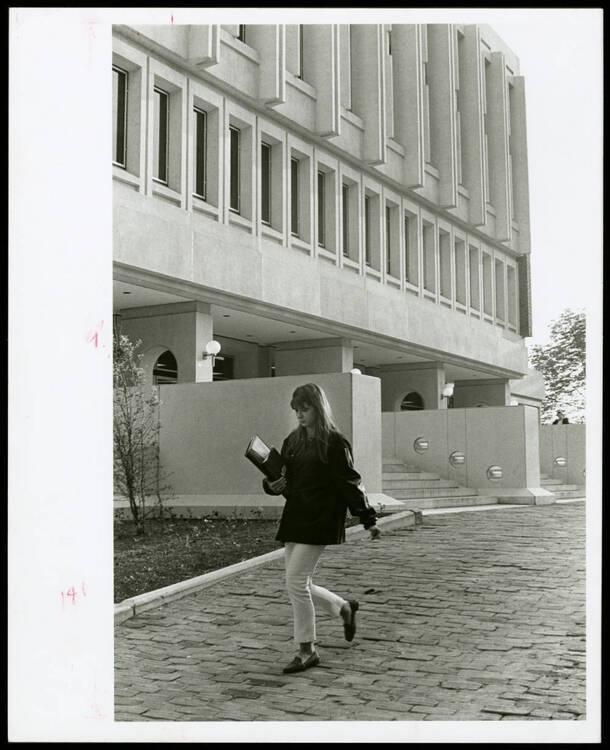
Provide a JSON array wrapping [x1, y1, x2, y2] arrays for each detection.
[[114, 514, 363, 603]]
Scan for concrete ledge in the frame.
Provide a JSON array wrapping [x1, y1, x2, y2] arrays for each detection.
[[478, 487, 556, 506], [114, 509, 418, 624]]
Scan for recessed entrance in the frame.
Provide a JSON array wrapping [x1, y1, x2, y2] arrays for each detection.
[[400, 391, 424, 411], [153, 350, 178, 384]]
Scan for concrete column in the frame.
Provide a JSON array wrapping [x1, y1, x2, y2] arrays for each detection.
[[486, 51, 511, 242], [507, 76, 531, 252], [303, 24, 340, 136], [350, 24, 386, 165], [187, 25, 220, 67], [378, 362, 446, 411], [273, 338, 354, 377], [246, 25, 286, 106], [118, 301, 215, 384], [427, 24, 458, 208], [452, 378, 511, 408], [458, 25, 486, 226], [391, 24, 425, 187]]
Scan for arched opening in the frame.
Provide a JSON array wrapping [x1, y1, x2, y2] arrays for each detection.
[[153, 350, 178, 384], [400, 391, 424, 411]]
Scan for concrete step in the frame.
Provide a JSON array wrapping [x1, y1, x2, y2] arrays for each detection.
[[387, 486, 479, 500], [541, 478, 565, 486], [383, 461, 421, 472], [382, 473, 450, 484], [551, 488, 585, 499], [398, 495, 499, 510], [383, 478, 458, 490]]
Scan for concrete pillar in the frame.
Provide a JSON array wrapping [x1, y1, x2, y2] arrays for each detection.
[[458, 25, 486, 226], [391, 24, 425, 188], [486, 52, 511, 242], [378, 362, 446, 411], [350, 24, 386, 165], [273, 338, 354, 377], [246, 25, 286, 106], [118, 301, 215, 384], [507, 76, 531, 252], [427, 24, 459, 208], [452, 378, 511, 408], [303, 24, 340, 136]]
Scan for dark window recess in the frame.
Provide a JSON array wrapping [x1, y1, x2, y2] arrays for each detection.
[[317, 171, 325, 247], [400, 392, 424, 411], [364, 196, 371, 266], [153, 87, 168, 183], [153, 350, 178, 385], [386, 206, 392, 275], [194, 108, 207, 199], [404, 215, 410, 281], [291, 157, 299, 236], [237, 25, 246, 42], [229, 126, 240, 212], [112, 66, 127, 166], [213, 355, 234, 382], [261, 143, 271, 225], [342, 183, 350, 257]]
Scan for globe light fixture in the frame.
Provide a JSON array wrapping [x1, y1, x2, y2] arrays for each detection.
[[350, 368, 362, 375], [487, 465, 503, 481], [413, 437, 429, 453], [441, 382, 455, 399], [554, 456, 568, 467], [202, 340, 221, 363], [449, 450, 465, 467]]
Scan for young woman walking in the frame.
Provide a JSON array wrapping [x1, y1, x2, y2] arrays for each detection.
[[263, 383, 381, 674]]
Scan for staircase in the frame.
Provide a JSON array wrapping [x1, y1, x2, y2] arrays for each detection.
[[382, 458, 496, 510], [540, 474, 585, 500]]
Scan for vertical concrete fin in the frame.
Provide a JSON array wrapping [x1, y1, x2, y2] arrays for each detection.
[[508, 76, 531, 253], [304, 24, 340, 137], [487, 51, 511, 242], [428, 24, 458, 208], [460, 25, 486, 226], [187, 25, 220, 67], [247, 25, 286, 106], [351, 24, 386, 166], [392, 24, 425, 187]]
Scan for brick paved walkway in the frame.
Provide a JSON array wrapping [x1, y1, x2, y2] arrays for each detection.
[[115, 503, 586, 721]]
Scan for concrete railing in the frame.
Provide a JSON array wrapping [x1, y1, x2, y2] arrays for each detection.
[[382, 405, 553, 504], [539, 424, 586, 487]]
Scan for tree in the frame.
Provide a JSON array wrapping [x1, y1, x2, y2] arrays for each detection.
[[529, 309, 586, 424], [113, 333, 172, 533]]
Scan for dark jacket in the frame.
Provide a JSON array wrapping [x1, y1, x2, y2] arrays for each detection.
[[263, 428, 377, 545]]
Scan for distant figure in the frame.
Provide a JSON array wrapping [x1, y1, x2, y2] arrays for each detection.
[[553, 410, 569, 424]]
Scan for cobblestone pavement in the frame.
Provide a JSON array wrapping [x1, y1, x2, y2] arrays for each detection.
[[115, 503, 586, 722]]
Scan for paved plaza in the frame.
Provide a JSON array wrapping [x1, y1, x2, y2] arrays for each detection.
[[115, 502, 586, 722]]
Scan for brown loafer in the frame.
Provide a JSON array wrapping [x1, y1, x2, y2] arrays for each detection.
[[343, 600, 359, 642], [282, 651, 320, 674]]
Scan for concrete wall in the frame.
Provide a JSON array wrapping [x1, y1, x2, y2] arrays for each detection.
[[452, 379, 510, 407], [382, 405, 549, 502], [539, 424, 586, 487], [378, 366, 443, 411], [155, 372, 382, 502]]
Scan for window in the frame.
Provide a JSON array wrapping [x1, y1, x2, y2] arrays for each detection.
[[364, 196, 371, 266], [455, 31, 465, 185], [153, 350, 178, 385], [261, 143, 271, 225], [507, 266, 517, 326], [342, 183, 350, 257], [229, 126, 240, 212], [423, 220, 435, 293], [153, 87, 168, 184], [423, 28, 432, 164], [483, 58, 491, 203], [482, 252, 493, 315], [468, 245, 480, 310], [454, 238, 466, 305], [298, 25, 304, 79], [112, 66, 127, 167], [400, 392, 424, 411], [291, 157, 299, 236], [317, 171, 325, 247], [385, 206, 392, 275], [339, 25, 352, 110], [439, 229, 451, 299], [237, 25, 246, 43], [507, 83, 516, 219], [404, 212, 418, 285], [286, 25, 305, 80], [495, 259, 505, 321], [193, 107, 207, 200]]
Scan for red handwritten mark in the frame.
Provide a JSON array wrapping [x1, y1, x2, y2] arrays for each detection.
[[86, 320, 104, 348], [171, 14, 174, 23], [61, 582, 87, 608]]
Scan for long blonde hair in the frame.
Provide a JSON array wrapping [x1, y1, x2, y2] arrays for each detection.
[[290, 383, 338, 462]]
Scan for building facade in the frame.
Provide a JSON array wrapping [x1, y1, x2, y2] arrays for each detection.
[[113, 22, 534, 415]]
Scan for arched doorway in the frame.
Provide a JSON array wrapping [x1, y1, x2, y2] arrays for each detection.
[[400, 391, 424, 411], [152, 350, 178, 384]]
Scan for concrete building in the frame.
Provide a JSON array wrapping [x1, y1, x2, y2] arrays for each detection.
[[113, 23, 558, 511]]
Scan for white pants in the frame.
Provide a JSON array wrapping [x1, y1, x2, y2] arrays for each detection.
[[284, 542, 347, 644]]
